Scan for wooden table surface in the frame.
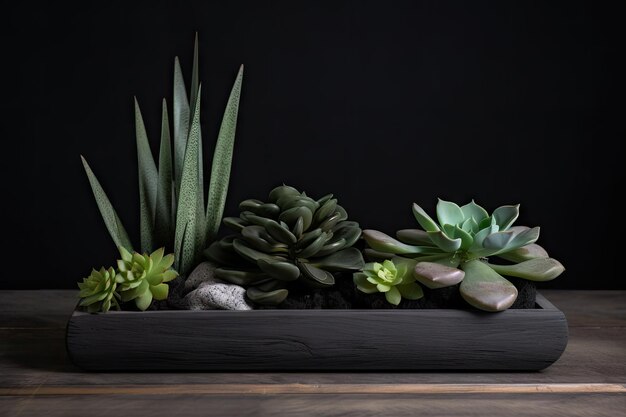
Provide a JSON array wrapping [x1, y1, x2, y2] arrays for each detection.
[[0, 290, 624, 417]]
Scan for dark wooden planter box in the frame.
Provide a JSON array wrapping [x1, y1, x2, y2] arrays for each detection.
[[66, 293, 567, 371]]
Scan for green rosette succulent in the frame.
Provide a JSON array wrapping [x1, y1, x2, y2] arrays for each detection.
[[362, 199, 565, 312], [206, 185, 365, 305], [116, 247, 179, 311], [78, 267, 120, 313], [353, 260, 424, 305]]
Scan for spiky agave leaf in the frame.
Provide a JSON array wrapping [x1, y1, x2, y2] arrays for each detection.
[[154, 99, 174, 249], [80, 156, 133, 251]]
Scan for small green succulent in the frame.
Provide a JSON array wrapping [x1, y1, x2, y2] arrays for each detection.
[[362, 199, 565, 312], [206, 185, 365, 305], [353, 260, 424, 305], [77, 267, 120, 313], [116, 247, 179, 311]]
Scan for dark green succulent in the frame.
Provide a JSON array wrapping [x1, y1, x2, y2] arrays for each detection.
[[116, 247, 179, 311], [78, 267, 120, 313], [206, 185, 365, 305], [362, 199, 565, 312]]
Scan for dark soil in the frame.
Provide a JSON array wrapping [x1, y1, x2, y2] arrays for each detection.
[[268, 273, 536, 310]]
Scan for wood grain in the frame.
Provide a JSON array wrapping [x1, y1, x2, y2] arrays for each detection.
[[65, 294, 568, 371], [0, 290, 624, 417]]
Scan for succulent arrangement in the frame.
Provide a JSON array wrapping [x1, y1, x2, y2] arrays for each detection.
[[76, 35, 566, 315], [360, 199, 565, 311], [78, 248, 178, 312], [81, 36, 243, 277], [205, 185, 365, 305], [78, 37, 244, 312]]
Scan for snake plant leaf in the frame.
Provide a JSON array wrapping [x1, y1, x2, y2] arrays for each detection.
[[215, 268, 268, 286], [492, 204, 520, 230], [174, 86, 203, 274], [487, 258, 565, 281], [134, 98, 159, 252], [257, 259, 301, 281], [311, 247, 365, 271], [412, 203, 440, 232], [427, 231, 462, 252], [205, 65, 244, 242], [497, 243, 549, 263], [362, 230, 437, 255], [460, 260, 518, 312], [247, 287, 289, 305], [436, 199, 465, 226], [154, 99, 174, 249], [189, 32, 200, 123], [413, 260, 465, 289], [460, 200, 489, 223], [172, 57, 190, 192], [80, 156, 133, 251], [396, 229, 432, 245], [151, 283, 169, 300], [299, 262, 335, 287]]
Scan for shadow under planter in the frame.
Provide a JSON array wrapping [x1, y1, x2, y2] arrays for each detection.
[[66, 293, 567, 371]]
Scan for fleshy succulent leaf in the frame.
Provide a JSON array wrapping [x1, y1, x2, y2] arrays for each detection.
[[492, 204, 520, 230], [460, 200, 489, 223], [487, 258, 565, 281], [459, 260, 518, 312], [396, 229, 432, 245], [172, 57, 190, 194], [427, 231, 462, 252], [412, 203, 440, 232], [413, 260, 465, 289], [362, 230, 440, 255], [155, 99, 174, 249], [497, 243, 549, 263], [436, 199, 464, 226]]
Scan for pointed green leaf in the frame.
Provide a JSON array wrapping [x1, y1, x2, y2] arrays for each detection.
[[427, 231, 462, 252], [487, 258, 565, 281], [173, 86, 202, 275], [436, 198, 464, 226], [492, 204, 520, 230], [412, 203, 440, 232], [460, 260, 518, 312], [173, 57, 190, 194], [205, 65, 244, 242], [155, 99, 174, 249], [80, 156, 133, 251], [354, 272, 378, 294], [460, 200, 489, 223], [189, 32, 200, 124], [134, 98, 159, 252]]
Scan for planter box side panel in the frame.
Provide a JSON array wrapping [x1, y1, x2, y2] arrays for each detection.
[[66, 294, 568, 371]]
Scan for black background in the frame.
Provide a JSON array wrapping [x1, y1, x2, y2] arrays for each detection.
[[2, 1, 624, 289]]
